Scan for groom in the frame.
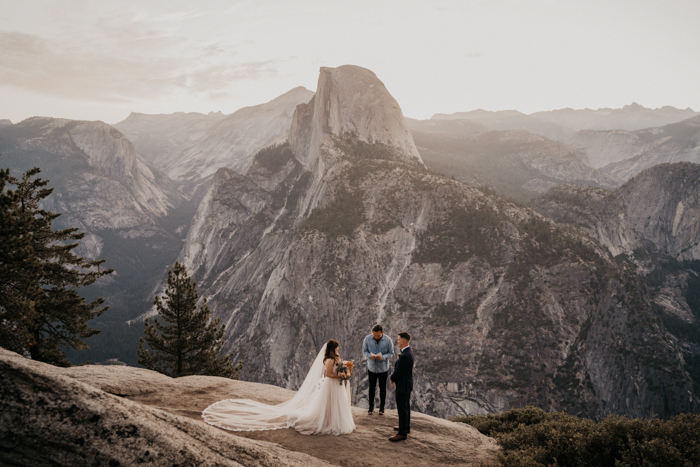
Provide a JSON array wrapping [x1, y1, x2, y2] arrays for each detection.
[[389, 331, 413, 442]]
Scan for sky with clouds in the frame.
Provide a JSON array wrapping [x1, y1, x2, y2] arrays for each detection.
[[1, 0, 698, 123]]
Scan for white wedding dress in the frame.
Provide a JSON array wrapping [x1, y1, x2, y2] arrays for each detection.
[[202, 344, 355, 435]]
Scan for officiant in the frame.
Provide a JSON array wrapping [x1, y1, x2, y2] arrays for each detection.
[[362, 324, 394, 415]]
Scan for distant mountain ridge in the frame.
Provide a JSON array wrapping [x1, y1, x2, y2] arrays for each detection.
[[172, 86, 314, 190], [1, 117, 182, 231], [115, 88, 315, 198], [533, 102, 698, 132], [411, 127, 615, 201], [431, 109, 573, 142], [113, 110, 227, 169], [429, 103, 698, 142], [567, 115, 700, 183]]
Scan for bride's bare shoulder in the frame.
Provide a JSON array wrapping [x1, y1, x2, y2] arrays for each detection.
[[323, 358, 338, 369]]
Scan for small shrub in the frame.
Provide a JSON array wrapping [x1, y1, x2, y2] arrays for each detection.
[[454, 407, 700, 467]]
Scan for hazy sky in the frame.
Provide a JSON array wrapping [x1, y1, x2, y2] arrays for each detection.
[[1, 0, 699, 124]]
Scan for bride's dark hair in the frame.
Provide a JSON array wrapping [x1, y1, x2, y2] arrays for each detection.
[[324, 339, 340, 363]]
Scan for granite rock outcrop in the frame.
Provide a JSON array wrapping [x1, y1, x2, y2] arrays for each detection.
[[0, 347, 329, 466], [0, 347, 500, 466]]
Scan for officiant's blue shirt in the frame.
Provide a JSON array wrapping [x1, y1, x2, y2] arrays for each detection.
[[362, 334, 394, 373]]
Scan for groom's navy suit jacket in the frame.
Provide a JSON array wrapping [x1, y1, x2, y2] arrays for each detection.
[[390, 346, 414, 393]]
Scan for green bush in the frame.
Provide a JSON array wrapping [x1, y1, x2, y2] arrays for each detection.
[[250, 142, 295, 173], [454, 407, 700, 467], [412, 204, 503, 268], [299, 186, 365, 239]]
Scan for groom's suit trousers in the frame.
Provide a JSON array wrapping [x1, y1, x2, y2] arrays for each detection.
[[368, 370, 388, 410], [395, 391, 411, 436]]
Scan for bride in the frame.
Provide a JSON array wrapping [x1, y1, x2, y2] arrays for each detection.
[[202, 339, 356, 435]]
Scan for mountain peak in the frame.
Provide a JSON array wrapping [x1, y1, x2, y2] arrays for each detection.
[[622, 102, 646, 111], [290, 65, 422, 167]]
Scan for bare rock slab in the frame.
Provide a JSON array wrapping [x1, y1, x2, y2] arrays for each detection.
[[1, 347, 499, 466], [0, 348, 328, 466], [65, 355, 500, 466]]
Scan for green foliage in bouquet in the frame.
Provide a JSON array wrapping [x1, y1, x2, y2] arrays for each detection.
[[454, 406, 700, 467], [137, 261, 242, 379]]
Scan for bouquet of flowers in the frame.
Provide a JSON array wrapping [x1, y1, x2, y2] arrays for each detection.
[[336, 360, 354, 385]]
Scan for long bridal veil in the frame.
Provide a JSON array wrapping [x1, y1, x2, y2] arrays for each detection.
[[202, 343, 353, 433]]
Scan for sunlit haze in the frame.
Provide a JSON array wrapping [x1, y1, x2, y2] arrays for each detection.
[[1, 0, 698, 123]]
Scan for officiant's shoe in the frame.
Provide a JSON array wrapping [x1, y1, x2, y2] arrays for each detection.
[[389, 434, 407, 442], [393, 426, 410, 433]]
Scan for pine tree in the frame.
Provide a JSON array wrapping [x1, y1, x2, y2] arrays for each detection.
[[137, 261, 241, 378], [0, 162, 113, 366]]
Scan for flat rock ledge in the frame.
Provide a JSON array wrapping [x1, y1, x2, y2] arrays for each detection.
[[0, 348, 499, 466]]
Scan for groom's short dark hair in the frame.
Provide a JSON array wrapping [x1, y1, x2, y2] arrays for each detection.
[[398, 331, 411, 341], [372, 324, 383, 332]]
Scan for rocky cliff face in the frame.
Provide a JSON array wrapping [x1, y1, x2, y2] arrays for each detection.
[[567, 116, 700, 182], [170, 87, 314, 193], [290, 66, 422, 170], [532, 162, 700, 403], [1, 118, 181, 234], [566, 130, 647, 169], [533, 163, 700, 262], [180, 65, 697, 420], [0, 118, 190, 365]]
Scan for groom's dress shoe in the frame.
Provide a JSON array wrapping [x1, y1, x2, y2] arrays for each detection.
[[367, 409, 374, 415], [394, 426, 410, 433], [378, 408, 384, 415], [389, 434, 407, 442]]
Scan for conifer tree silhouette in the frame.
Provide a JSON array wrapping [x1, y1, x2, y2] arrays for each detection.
[[138, 262, 241, 378]]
